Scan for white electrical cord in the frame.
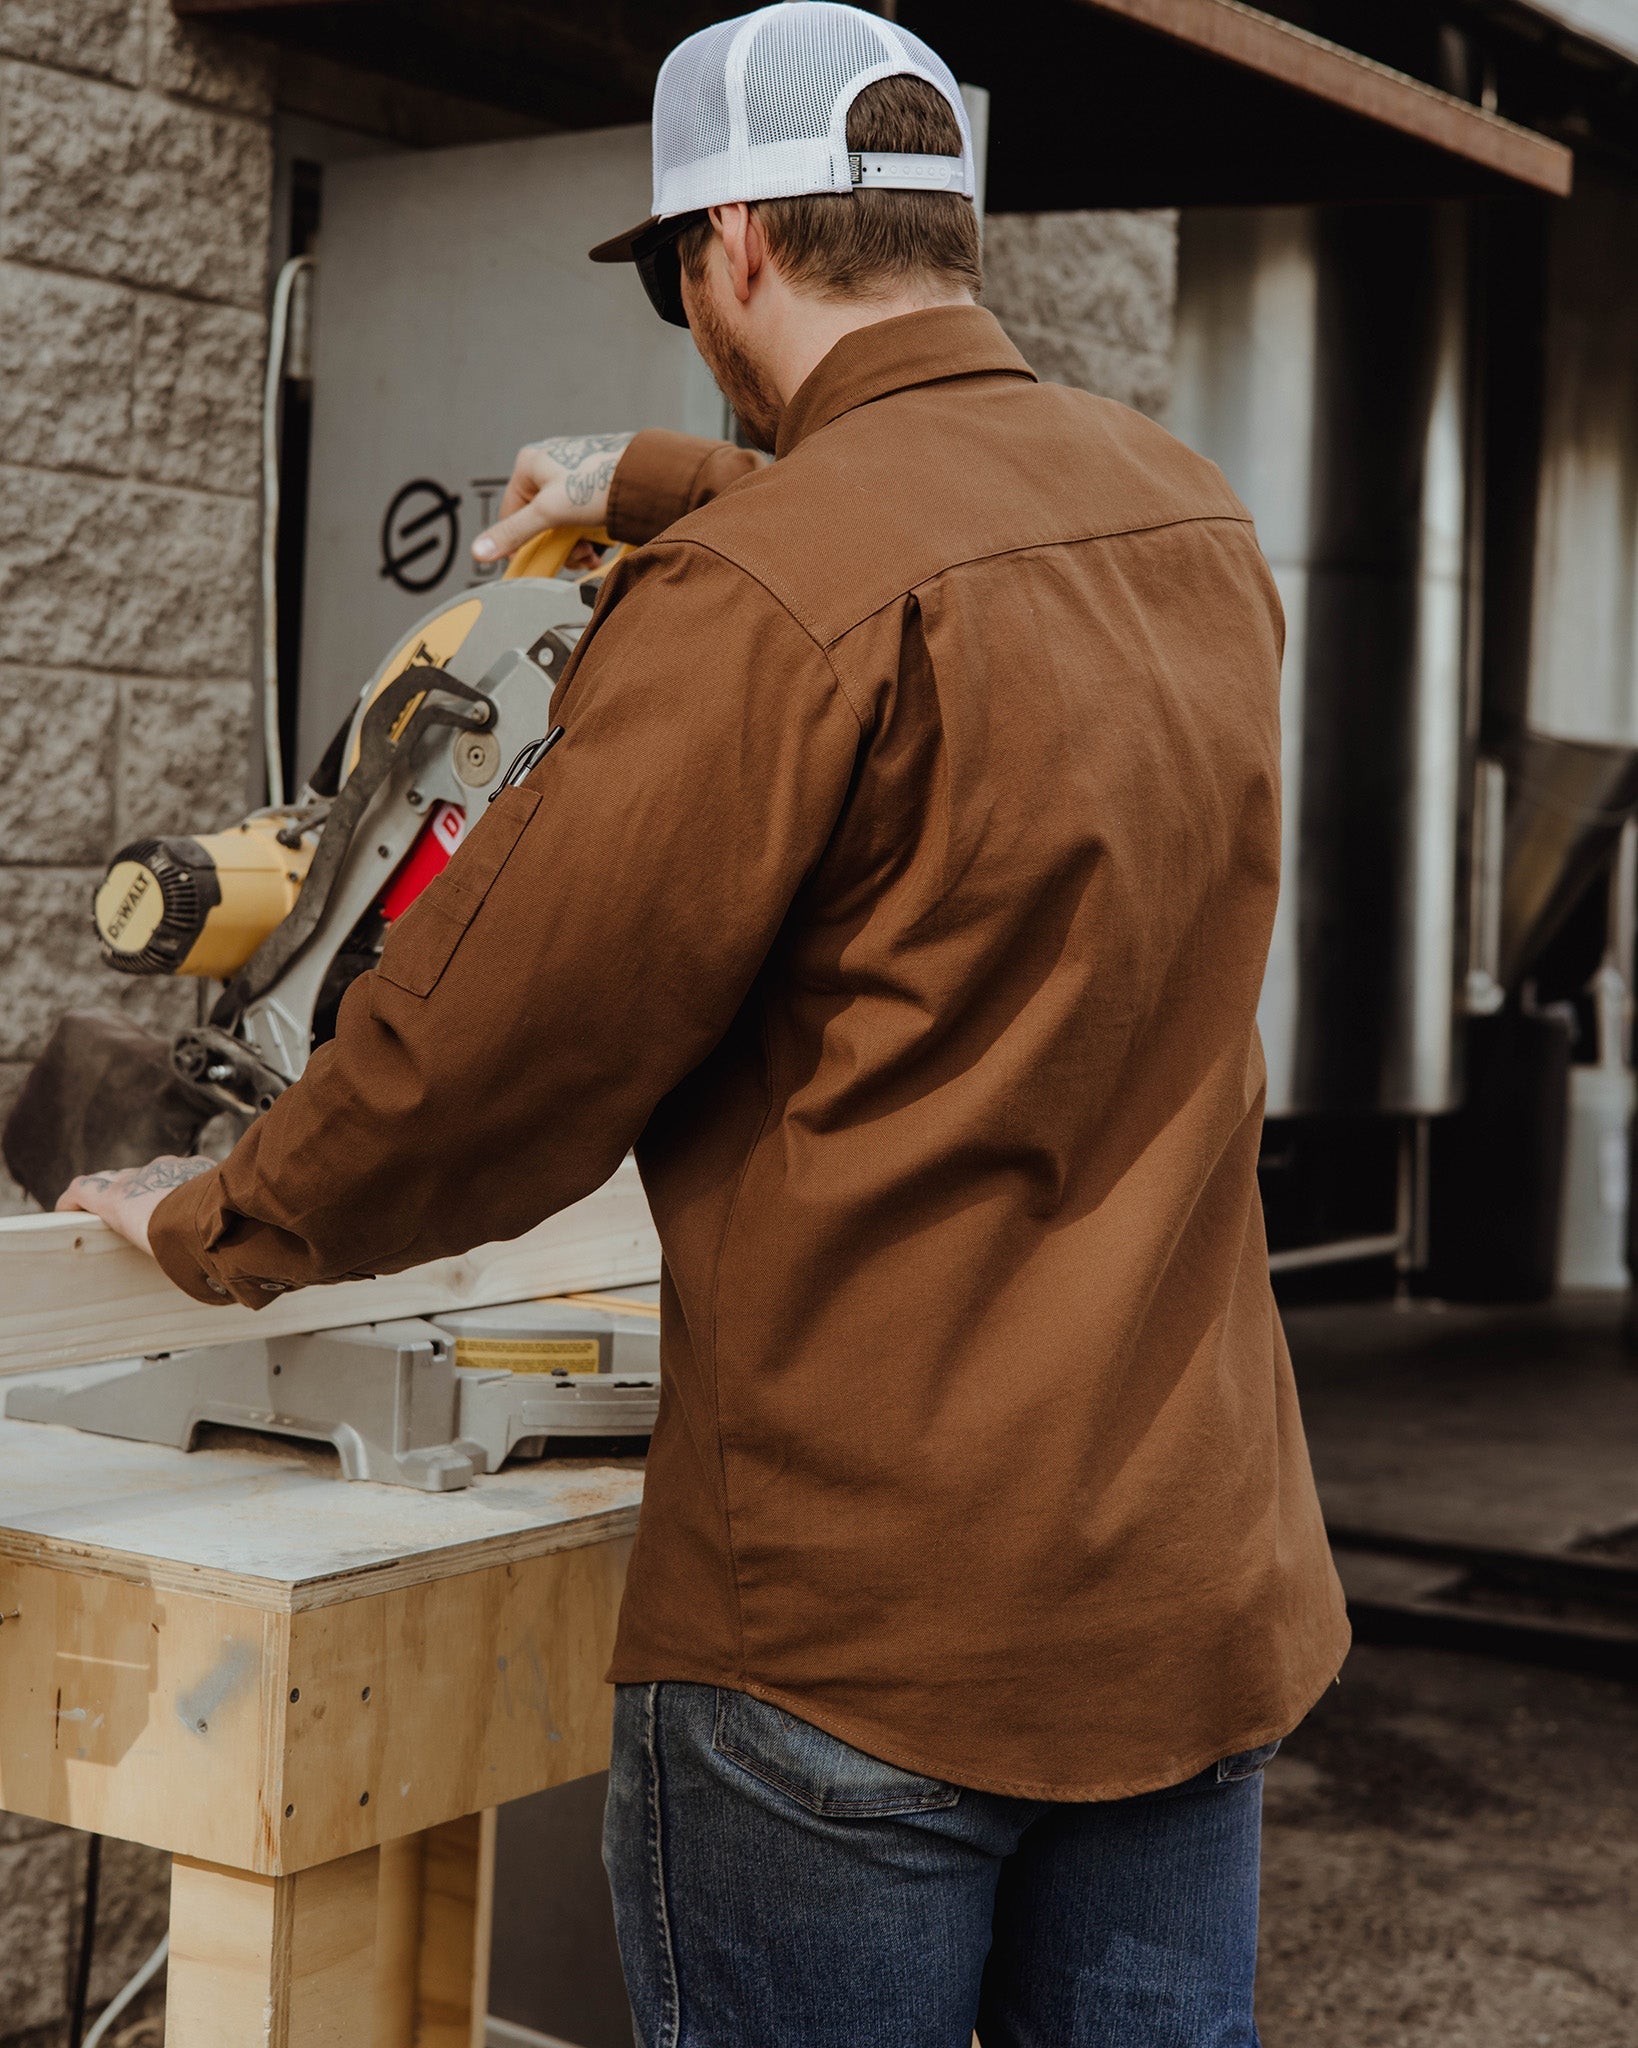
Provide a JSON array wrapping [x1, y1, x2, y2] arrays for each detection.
[[81, 1933, 168, 2048], [261, 255, 316, 808]]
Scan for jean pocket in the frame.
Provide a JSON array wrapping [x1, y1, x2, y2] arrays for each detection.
[[376, 784, 540, 998], [711, 1688, 961, 1818], [1216, 1740, 1282, 1784]]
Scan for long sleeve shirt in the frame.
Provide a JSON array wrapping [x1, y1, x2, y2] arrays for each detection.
[[150, 305, 1349, 1799]]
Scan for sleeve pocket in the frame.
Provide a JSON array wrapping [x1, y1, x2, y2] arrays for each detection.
[[376, 784, 541, 999]]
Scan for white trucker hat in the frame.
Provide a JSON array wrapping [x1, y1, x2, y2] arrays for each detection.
[[589, 2, 975, 306]]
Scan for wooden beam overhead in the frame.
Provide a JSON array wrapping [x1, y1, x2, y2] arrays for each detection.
[[1075, 0, 1574, 195], [171, 0, 1573, 212]]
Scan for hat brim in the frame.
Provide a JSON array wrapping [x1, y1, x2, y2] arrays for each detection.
[[588, 214, 673, 264]]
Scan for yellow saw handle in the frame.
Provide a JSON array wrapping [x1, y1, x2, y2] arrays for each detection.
[[503, 525, 629, 581]]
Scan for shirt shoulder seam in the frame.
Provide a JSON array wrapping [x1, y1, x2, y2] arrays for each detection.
[[660, 511, 1258, 653], [646, 537, 867, 730]]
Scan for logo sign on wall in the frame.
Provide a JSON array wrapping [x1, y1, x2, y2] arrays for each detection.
[[379, 476, 512, 594]]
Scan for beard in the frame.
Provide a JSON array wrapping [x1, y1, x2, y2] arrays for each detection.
[[686, 274, 784, 454]]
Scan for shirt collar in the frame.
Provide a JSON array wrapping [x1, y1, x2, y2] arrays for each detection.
[[774, 305, 1037, 459]]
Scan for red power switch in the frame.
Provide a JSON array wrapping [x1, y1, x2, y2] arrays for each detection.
[[380, 801, 467, 920]]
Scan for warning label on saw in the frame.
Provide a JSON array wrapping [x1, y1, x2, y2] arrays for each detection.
[[454, 1337, 602, 1375]]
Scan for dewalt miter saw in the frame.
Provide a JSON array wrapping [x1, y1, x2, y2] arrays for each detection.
[[5, 527, 616, 1204], [2, 529, 662, 1490]]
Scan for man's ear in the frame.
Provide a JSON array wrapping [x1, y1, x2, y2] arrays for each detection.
[[712, 202, 762, 305]]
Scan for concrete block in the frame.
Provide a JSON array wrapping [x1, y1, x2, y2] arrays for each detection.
[[0, 1063, 33, 1210], [997, 318, 1176, 422], [985, 210, 1178, 418], [0, 865, 196, 1062], [0, 1822, 79, 2030], [118, 678, 254, 841], [87, 1834, 171, 2008], [0, 668, 118, 862], [133, 294, 265, 490], [0, 0, 143, 84], [0, 263, 135, 476], [0, 1809, 56, 1844], [0, 1826, 169, 2031], [0, 465, 257, 679], [146, 0, 273, 116], [0, 62, 272, 307]]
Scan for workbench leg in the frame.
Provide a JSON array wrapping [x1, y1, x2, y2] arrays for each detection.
[[375, 1810, 498, 2048], [165, 1847, 381, 2046]]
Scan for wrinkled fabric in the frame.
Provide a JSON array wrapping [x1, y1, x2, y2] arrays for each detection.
[[151, 306, 1348, 1797]]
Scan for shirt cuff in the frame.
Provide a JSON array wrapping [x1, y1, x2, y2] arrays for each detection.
[[148, 1168, 276, 1309], [606, 429, 765, 544]]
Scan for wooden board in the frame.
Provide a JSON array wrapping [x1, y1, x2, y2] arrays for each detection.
[[1079, 0, 1574, 194], [167, 1848, 383, 2048], [0, 1417, 641, 1605], [0, 1158, 659, 1376], [0, 1524, 630, 1871], [0, 1556, 288, 1869], [276, 1538, 627, 1868]]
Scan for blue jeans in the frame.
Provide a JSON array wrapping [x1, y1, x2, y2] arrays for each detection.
[[603, 1682, 1275, 2048]]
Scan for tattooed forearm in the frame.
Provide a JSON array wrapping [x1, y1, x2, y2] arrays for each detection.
[[77, 1156, 214, 1200], [564, 454, 620, 507], [125, 1157, 216, 1196], [540, 432, 633, 508], [539, 432, 633, 467]]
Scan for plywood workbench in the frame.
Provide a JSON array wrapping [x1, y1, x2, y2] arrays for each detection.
[[0, 1414, 643, 2044]]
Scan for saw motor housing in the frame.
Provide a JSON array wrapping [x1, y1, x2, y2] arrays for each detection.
[[3, 530, 619, 1204]]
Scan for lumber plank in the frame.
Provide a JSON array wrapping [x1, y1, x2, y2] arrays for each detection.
[[1077, 0, 1575, 195], [167, 1847, 382, 2047], [0, 1526, 627, 1872], [0, 1556, 286, 1868], [0, 1415, 642, 1609], [373, 1814, 497, 2048], [0, 1158, 659, 1376], [375, 1832, 426, 2048], [278, 1536, 627, 1869], [414, 1811, 498, 2048]]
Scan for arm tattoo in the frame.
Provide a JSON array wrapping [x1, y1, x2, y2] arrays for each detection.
[[123, 1157, 216, 1198], [539, 432, 633, 509], [565, 454, 620, 507]]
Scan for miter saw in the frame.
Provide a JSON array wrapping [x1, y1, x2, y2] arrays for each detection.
[[6, 524, 615, 1197], [1, 528, 661, 1487]]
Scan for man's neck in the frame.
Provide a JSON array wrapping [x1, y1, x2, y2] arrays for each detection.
[[768, 286, 976, 406]]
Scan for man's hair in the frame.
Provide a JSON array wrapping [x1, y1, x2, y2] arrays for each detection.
[[678, 74, 982, 302]]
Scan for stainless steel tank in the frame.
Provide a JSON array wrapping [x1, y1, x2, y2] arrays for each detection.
[[1170, 203, 1474, 1115], [1482, 173, 1638, 990]]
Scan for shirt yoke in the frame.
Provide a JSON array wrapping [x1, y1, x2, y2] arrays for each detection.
[[660, 377, 1257, 651]]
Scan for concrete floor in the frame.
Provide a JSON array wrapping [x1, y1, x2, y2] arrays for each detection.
[[1258, 1644, 1638, 2046], [1258, 1298, 1638, 2048]]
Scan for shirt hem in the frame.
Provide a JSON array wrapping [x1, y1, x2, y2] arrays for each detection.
[[607, 1616, 1353, 1804]]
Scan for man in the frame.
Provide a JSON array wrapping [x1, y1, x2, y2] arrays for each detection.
[[65, 7, 1348, 2042]]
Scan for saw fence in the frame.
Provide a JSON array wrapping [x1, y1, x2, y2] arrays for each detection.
[[0, 1167, 660, 2046]]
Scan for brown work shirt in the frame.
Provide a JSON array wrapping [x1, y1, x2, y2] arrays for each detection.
[[152, 306, 1348, 1799]]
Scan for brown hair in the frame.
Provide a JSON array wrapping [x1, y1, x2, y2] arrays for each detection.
[[678, 74, 981, 303]]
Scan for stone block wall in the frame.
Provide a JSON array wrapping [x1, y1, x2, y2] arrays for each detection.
[[0, 5, 273, 2038], [0, 1814, 170, 2048], [984, 209, 1179, 420], [0, 0, 273, 1217]]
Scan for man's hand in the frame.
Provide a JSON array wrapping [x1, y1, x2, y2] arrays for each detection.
[[472, 432, 635, 564], [56, 1155, 216, 1256]]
